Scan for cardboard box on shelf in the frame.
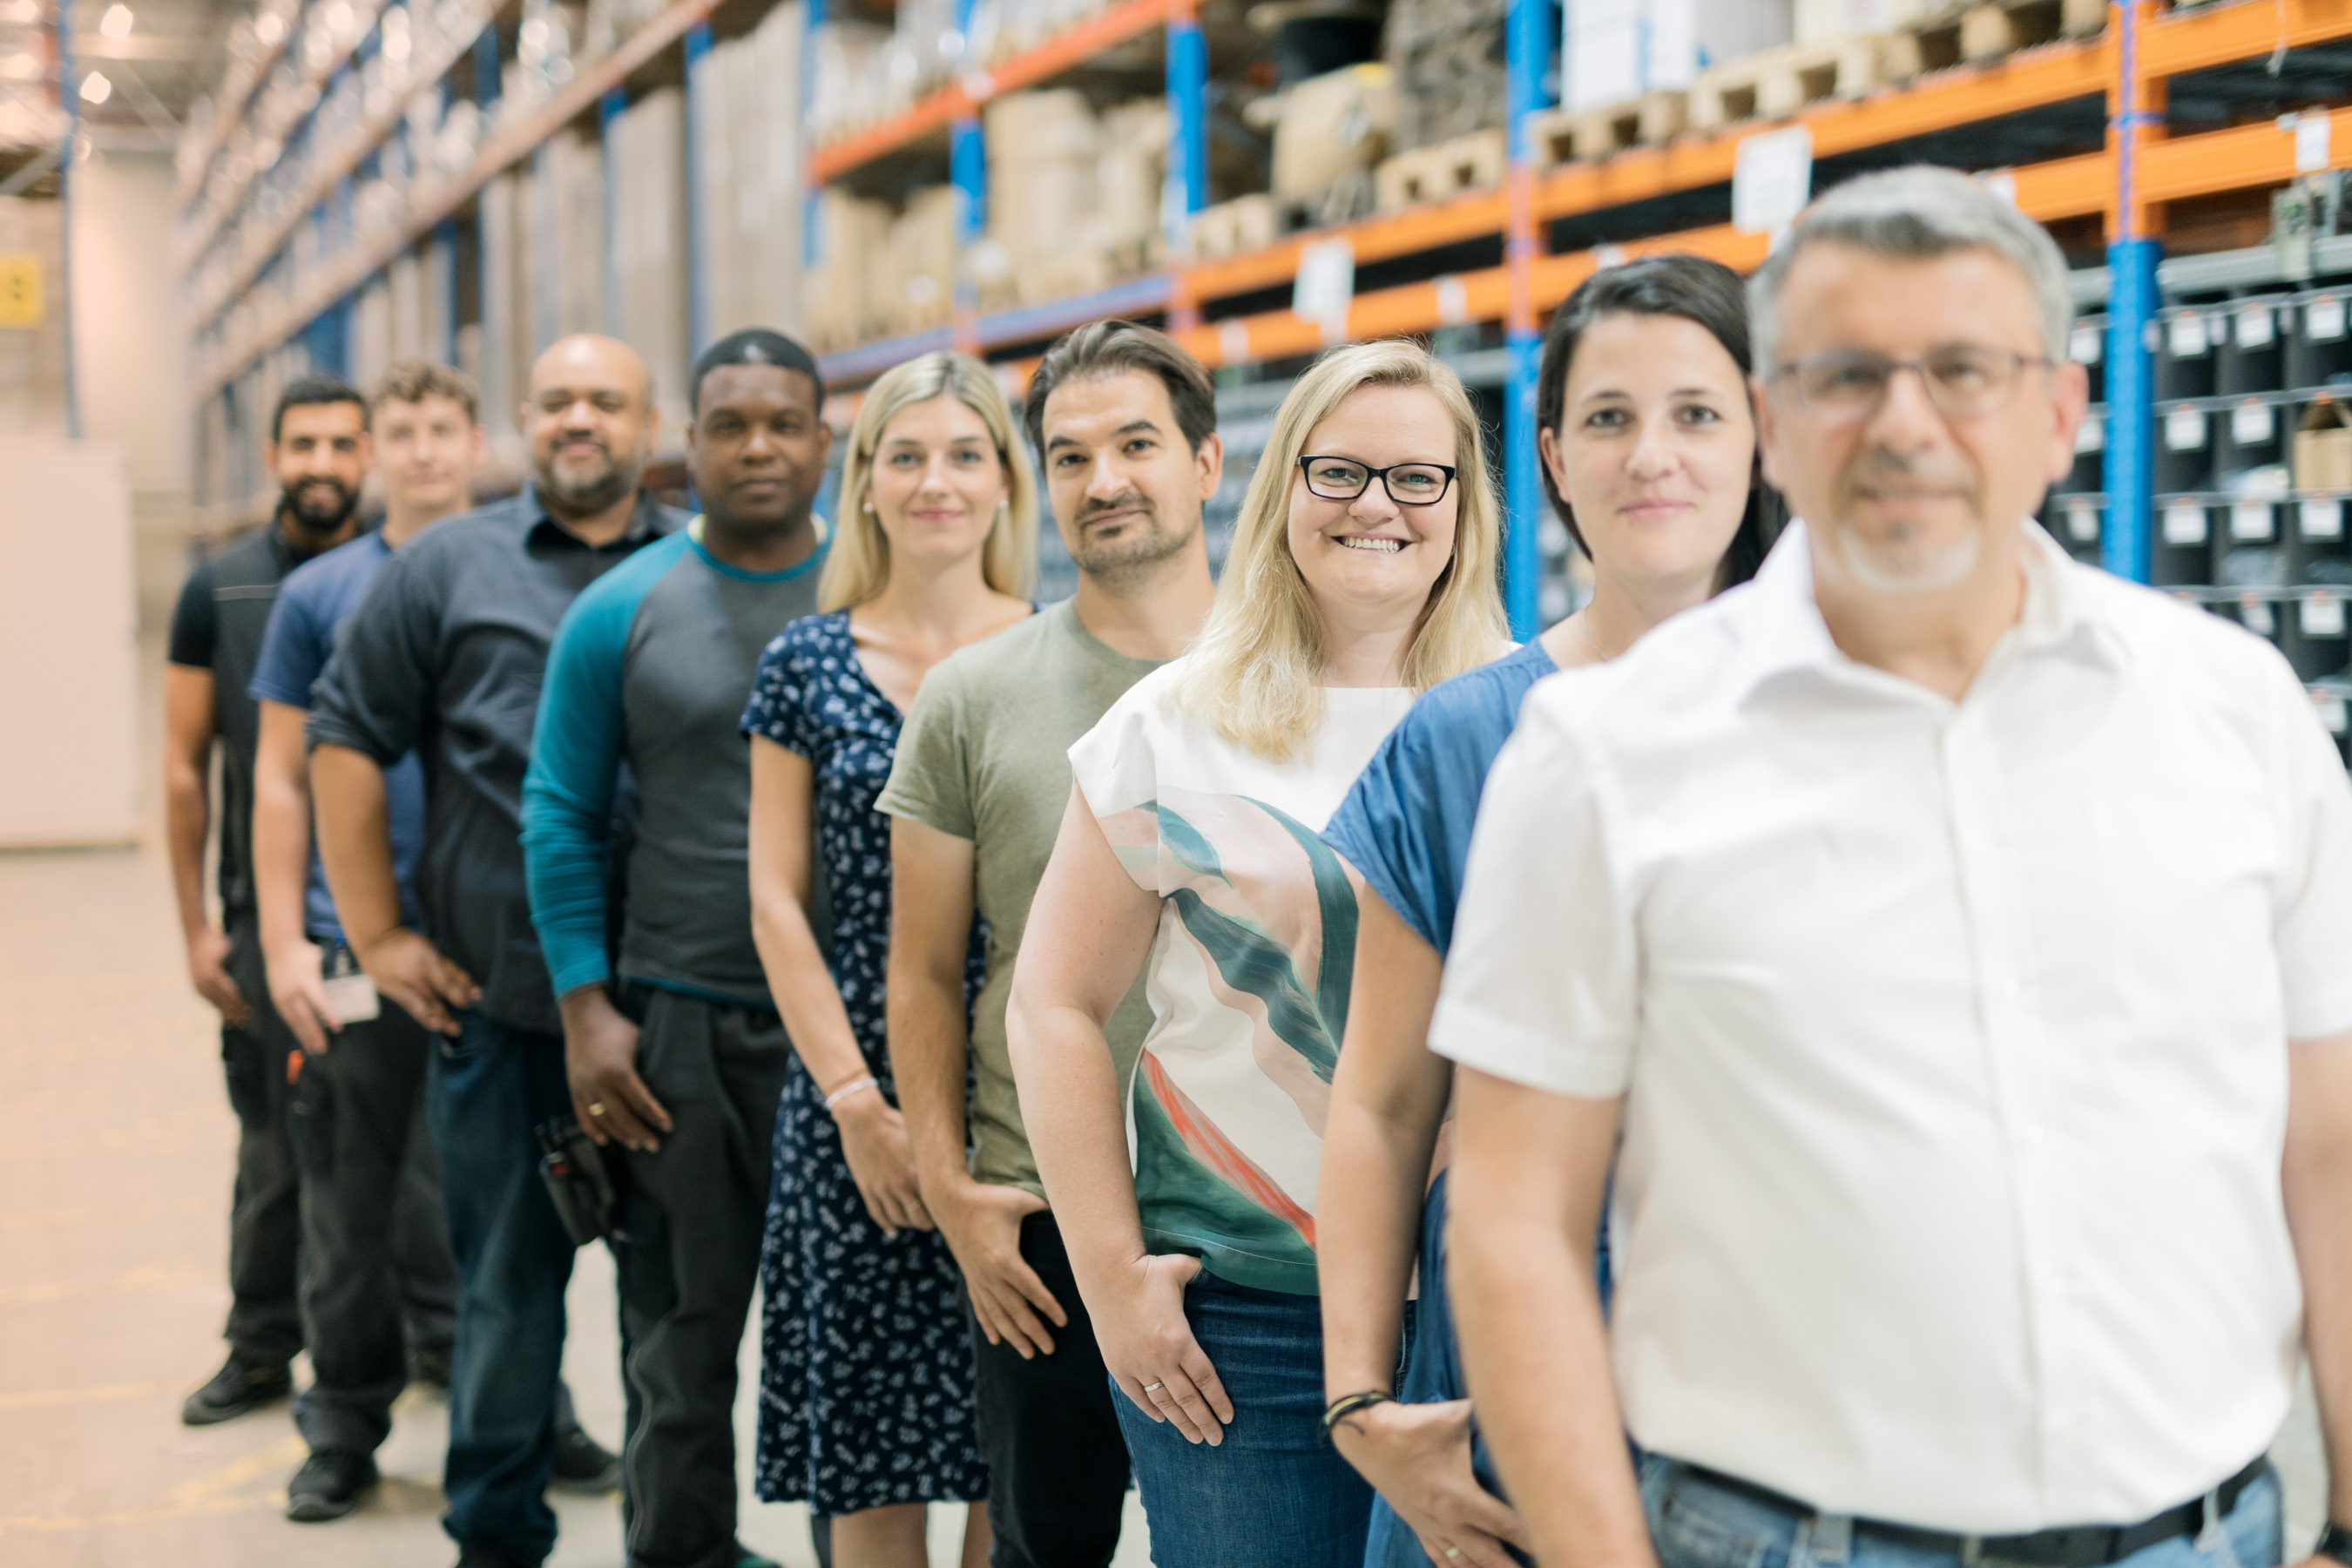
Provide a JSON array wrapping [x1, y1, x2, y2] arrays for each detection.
[[2300, 402, 2352, 493], [612, 87, 689, 435], [1272, 64, 1397, 212], [1564, 0, 1793, 114]]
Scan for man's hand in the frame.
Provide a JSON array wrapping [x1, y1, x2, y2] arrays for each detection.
[[186, 926, 253, 1027], [834, 1090, 933, 1240], [559, 986, 671, 1153], [1097, 1252, 1233, 1445], [928, 1177, 1063, 1357], [265, 938, 340, 1056], [355, 927, 479, 1037], [1331, 1398, 1531, 1568]]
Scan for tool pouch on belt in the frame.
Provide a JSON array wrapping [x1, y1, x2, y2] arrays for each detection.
[[536, 1115, 627, 1247]]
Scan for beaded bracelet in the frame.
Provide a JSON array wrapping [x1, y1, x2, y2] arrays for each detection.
[[1321, 1389, 1396, 1434], [822, 1074, 880, 1113]]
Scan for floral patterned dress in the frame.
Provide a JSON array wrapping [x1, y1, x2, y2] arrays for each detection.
[[740, 610, 990, 1516]]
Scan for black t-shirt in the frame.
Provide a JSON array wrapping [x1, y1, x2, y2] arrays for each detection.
[[166, 558, 220, 667]]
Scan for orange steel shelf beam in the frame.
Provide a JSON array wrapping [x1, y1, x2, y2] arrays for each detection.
[[807, 0, 1170, 182], [2142, 0, 2352, 75], [2138, 104, 2352, 204]]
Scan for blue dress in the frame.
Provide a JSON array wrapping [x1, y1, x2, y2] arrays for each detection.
[[740, 610, 990, 1517]]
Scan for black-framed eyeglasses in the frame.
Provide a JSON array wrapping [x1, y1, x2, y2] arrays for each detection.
[[1296, 455, 1458, 507], [1772, 347, 2056, 424]]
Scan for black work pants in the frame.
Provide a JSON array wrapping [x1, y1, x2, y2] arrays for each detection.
[[968, 1208, 1132, 1568], [287, 978, 461, 1455], [219, 936, 305, 1369], [612, 987, 795, 1568]]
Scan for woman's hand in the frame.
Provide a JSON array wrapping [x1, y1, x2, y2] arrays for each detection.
[[1095, 1253, 1235, 1445], [1331, 1398, 1529, 1568], [833, 1090, 933, 1239]]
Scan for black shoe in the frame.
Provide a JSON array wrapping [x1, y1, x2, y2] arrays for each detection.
[[408, 1344, 452, 1391], [285, 1449, 378, 1522], [179, 1353, 292, 1426], [454, 1549, 535, 1568], [547, 1424, 620, 1494]]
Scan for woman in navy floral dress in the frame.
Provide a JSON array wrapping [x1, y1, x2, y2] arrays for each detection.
[[742, 350, 1038, 1567]]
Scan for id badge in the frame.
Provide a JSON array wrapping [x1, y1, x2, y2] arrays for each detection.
[[321, 945, 381, 1025]]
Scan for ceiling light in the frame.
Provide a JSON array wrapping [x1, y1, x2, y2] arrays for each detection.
[[79, 69, 112, 105], [99, 4, 133, 40], [254, 11, 285, 45], [0, 50, 36, 81]]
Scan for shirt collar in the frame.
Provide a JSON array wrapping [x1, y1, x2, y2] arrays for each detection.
[[1727, 517, 2122, 706], [520, 483, 666, 550]]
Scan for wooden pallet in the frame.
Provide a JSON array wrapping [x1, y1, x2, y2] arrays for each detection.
[[1375, 129, 1509, 213], [1190, 194, 1281, 261], [1883, 0, 2105, 78], [1528, 92, 1690, 169], [1688, 36, 1887, 132]]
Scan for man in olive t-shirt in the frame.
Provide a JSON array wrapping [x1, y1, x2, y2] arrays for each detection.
[[881, 321, 1223, 1568]]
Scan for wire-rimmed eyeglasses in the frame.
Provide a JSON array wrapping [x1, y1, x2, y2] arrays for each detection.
[[1295, 455, 1459, 507], [1772, 346, 2056, 425]]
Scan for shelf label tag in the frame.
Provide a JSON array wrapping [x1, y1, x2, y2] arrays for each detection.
[[2064, 499, 2099, 544], [1217, 318, 1250, 366], [2164, 407, 2207, 450], [1293, 237, 1355, 340], [0, 252, 38, 327], [2294, 112, 2335, 175], [2231, 499, 2275, 541], [2163, 499, 2208, 545], [2232, 402, 2275, 445], [2315, 690, 2349, 734], [2075, 415, 2104, 453], [2314, 296, 2348, 342], [2069, 321, 2102, 364], [2304, 498, 2345, 540], [1733, 126, 1813, 237], [2242, 596, 2276, 637], [2167, 312, 2208, 357], [2304, 592, 2347, 639], [1433, 274, 1470, 326], [2238, 302, 2276, 349]]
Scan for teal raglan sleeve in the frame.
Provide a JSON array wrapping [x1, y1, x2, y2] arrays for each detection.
[[521, 541, 671, 999]]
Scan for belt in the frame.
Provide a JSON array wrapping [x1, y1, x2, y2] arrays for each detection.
[[1678, 1455, 2270, 1568]]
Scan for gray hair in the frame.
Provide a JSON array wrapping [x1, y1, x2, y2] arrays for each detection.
[[1747, 164, 2074, 372]]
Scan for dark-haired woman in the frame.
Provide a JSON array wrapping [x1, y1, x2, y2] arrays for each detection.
[[1314, 254, 1781, 1568]]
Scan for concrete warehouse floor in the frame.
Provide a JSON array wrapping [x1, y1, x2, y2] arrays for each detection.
[[0, 642, 2328, 1565]]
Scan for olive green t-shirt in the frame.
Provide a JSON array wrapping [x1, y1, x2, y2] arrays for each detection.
[[877, 597, 1162, 1197]]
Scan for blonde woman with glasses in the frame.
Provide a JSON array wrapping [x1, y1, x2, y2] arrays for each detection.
[[1008, 338, 1511, 1568], [741, 350, 1036, 1568]]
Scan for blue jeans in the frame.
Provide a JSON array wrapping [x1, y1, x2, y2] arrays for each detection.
[[1115, 1270, 1375, 1568], [1366, 1171, 1612, 1568], [1638, 1455, 2282, 1568], [429, 1009, 579, 1565]]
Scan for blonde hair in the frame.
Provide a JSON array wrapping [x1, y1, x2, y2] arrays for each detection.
[[819, 351, 1038, 612], [1175, 339, 1511, 760]]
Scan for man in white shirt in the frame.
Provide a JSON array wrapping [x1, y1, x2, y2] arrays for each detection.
[[1436, 164, 2352, 1568]]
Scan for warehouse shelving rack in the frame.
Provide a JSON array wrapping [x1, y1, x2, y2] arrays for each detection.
[[181, 0, 2352, 641]]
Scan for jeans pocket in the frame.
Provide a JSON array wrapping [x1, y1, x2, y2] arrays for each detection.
[[1645, 1467, 1775, 1568], [287, 1061, 335, 1178]]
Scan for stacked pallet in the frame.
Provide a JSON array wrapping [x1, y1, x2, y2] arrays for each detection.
[[1375, 130, 1507, 214]]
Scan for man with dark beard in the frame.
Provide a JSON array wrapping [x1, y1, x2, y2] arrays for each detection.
[[307, 335, 675, 1568], [879, 320, 1223, 1566], [166, 377, 370, 1425]]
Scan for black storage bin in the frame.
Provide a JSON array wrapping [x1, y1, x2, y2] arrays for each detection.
[[2069, 317, 2106, 406], [2155, 402, 2213, 494], [2287, 290, 2352, 390], [2156, 307, 2218, 400], [2154, 497, 2214, 585], [2218, 298, 2286, 396]]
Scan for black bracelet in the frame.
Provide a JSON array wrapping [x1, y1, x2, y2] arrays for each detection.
[[2314, 1525, 2352, 1568], [1321, 1389, 1396, 1433]]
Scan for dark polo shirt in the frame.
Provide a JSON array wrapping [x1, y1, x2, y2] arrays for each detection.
[[308, 488, 683, 1034]]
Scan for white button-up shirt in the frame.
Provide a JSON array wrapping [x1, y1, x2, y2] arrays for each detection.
[[1432, 521, 2352, 1533]]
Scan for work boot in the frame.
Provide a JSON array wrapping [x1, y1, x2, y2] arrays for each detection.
[[179, 1352, 292, 1426], [285, 1449, 378, 1521]]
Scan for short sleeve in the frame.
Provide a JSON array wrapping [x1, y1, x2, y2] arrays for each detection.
[[1067, 677, 1165, 895], [740, 623, 818, 758], [2271, 664, 2352, 1043], [248, 580, 328, 708], [1321, 715, 1452, 953], [166, 560, 218, 669], [1429, 693, 1639, 1098], [878, 660, 977, 839], [307, 544, 438, 764]]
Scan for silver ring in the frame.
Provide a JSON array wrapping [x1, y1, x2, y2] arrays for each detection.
[[1142, 1381, 1164, 1393]]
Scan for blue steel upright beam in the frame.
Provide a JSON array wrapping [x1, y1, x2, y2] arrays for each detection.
[[801, 1, 825, 286], [2102, 0, 2158, 585], [1165, 0, 1207, 331], [57, 0, 78, 437], [685, 20, 713, 355], [950, 0, 983, 350], [1502, 0, 1549, 636]]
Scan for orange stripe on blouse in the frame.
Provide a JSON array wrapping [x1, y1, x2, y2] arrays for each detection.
[[1141, 1051, 1316, 1249]]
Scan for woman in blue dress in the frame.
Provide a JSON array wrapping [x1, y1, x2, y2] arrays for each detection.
[[742, 349, 1037, 1568], [1315, 256, 1781, 1568]]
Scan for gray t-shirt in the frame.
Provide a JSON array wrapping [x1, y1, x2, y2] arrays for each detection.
[[878, 597, 1161, 1196]]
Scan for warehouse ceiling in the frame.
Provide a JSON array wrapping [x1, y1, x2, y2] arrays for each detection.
[[0, 0, 243, 190]]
